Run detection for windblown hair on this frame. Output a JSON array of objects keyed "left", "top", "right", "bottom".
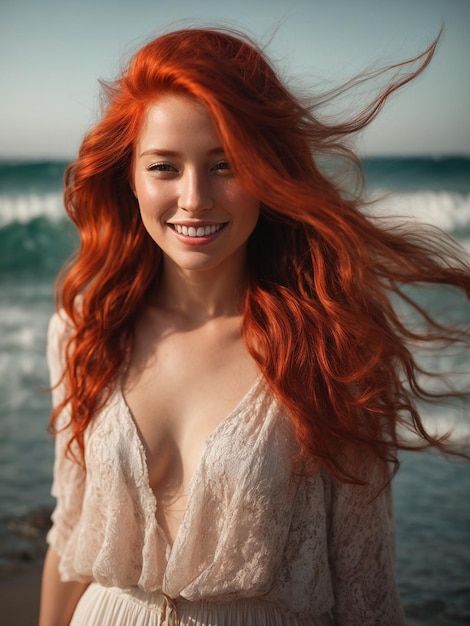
[{"left": 52, "top": 27, "right": 470, "bottom": 482}]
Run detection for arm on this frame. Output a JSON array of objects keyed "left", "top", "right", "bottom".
[
  {"left": 39, "top": 312, "right": 88, "bottom": 625},
  {"left": 327, "top": 456, "right": 405, "bottom": 626},
  {"left": 39, "top": 547, "right": 89, "bottom": 626}
]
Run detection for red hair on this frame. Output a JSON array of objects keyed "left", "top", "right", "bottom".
[{"left": 52, "top": 27, "right": 470, "bottom": 482}]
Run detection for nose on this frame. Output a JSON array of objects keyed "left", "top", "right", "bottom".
[{"left": 178, "top": 169, "right": 213, "bottom": 213}]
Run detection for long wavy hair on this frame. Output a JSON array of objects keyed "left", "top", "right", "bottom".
[{"left": 52, "top": 27, "right": 470, "bottom": 482}]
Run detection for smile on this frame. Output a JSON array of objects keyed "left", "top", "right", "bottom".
[{"left": 171, "top": 223, "right": 225, "bottom": 237}]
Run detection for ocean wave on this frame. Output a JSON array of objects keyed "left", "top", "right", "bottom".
[
  {"left": 368, "top": 190, "right": 470, "bottom": 237},
  {"left": 1, "top": 190, "right": 470, "bottom": 278},
  {"left": 363, "top": 156, "right": 470, "bottom": 194},
  {"left": 0, "top": 189, "right": 470, "bottom": 235},
  {"left": 398, "top": 413, "right": 470, "bottom": 446},
  {"left": 0, "top": 215, "right": 77, "bottom": 278},
  {"left": 2, "top": 188, "right": 469, "bottom": 233},
  {"left": 0, "top": 192, "right": 65, "bottom": 227},
  {"left": 0, "top": 160, "right": 67, "bottom": 193}
]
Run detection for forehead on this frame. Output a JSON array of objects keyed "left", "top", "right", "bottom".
[{"left": 136, "top": 94, "right": 221, "bottom": 150}]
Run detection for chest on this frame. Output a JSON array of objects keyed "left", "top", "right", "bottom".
[
  {"left": 86, "top": 383, "right": 299, "bottom": 548},
  {"left": 122, "top": 324, "right": 259, "bottom": 478},
  {"left": 118, "top": 316, "right": 259, "bottom": 542}
]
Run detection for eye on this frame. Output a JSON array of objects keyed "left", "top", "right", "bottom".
[
  {"left": 147, "top": 162, "right": 178, "bottom": 173},
  {"left": 211, "top": 160, "right": 231, "bottom": 174}
]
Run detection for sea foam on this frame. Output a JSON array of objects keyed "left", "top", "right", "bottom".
[
  {"left": 0, "top": 192, "right": 65, "bottom": 227},
  {"left": 368, "top": 190, "right": 470, "bottom": 237},
  {"left": 1, "top": 189, "right": 470, "bottom": 235}
]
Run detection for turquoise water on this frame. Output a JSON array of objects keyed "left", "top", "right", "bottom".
[
  {"left": 1, "top": 157, "right": 470, "bottom": 278},
  {"left": 0, "top": 158, "right": 469, "bottom": 623}
]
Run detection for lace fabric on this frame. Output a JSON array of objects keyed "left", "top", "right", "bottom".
[{"left": 47, "top": 312, "right": 405, "bottom": 624}]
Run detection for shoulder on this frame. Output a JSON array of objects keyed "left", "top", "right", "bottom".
[
  {"left": 47, "top": 295, "right": 84, "bottom": 348},
  {"left": 47, "top": 310, "right": 73, "bottom": 351},
  {"left": 47, "top": 306, "right": 80, "bottom": 376}
]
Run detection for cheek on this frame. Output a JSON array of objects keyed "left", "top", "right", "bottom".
[
  {"left": 236, "top": 194, "right": 260, "bottom": 231},
  {"left": 134, "top": 178, "right": 153, "bottom": 206},
  {"left": 134, "top": 183, "right": 170, "bottom": 218},
  {"left": 226, "top": 183, "right": 260, "bottom": 220}
]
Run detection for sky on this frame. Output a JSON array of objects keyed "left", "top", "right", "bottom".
[{"left": 1, "top": 0, "right": 469, "bottom": 159}]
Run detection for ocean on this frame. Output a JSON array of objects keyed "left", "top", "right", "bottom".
[{"left": 1, "top": 157, "right": 469, "bottom": 624}]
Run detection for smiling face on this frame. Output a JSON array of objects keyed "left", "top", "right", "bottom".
[{"left": 132, "top": 94, "right": 260, "bottom": 279}]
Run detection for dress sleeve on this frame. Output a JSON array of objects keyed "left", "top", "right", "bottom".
[
  {"left": 327, "top": 455, "right": 405, "bottom": 625},
  {"left": 46, "top": 312, "right": 86, "bottom": 560}
]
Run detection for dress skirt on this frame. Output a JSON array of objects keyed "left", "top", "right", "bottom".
[{"left": 70, "top": 583, "right": 332, "bottom": 626}]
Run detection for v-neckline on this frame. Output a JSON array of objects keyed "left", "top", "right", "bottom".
[{"left": 116, "top": 377, "right": 262, "bottom": 550}]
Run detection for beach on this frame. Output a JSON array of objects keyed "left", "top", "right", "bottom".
[
  {"left": 1, "top": 563, "right": 43, "bottom": 625},
  {"left": 0, "top": 508, "right": 49, "bottom": 625},
  {"left": 1, "top": 157, "right": 470, "bottom": 624}
]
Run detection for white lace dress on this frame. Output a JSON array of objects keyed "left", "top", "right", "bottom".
[{"left": 46, "top": 312, "right": 405, "bottom": 625}]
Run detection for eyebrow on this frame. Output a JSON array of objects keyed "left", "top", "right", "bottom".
[{"left": 139, "top": 147, "right": 226, "bottom": 158}]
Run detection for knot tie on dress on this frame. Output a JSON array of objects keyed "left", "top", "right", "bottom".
[{"left": 160, "top": 593, "right": 178, "bottom": 625}]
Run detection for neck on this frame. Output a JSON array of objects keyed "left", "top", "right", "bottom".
[{"left": 153, "top": 255, "right": 249, "bottom": 323}]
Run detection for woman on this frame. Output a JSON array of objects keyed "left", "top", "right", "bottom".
[{"left": 39, "top": 27, "right": 469, "bottom": 625}]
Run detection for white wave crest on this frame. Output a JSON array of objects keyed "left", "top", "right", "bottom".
[
  {"left": 1, "top": 190, "right": 470, "bottom": 238},
  {"left": 398, "top": 413, "right": 470, "bottom": 445},
  {"left": 0, "top": 192, "right": 65, "bottom": 227},
  {"left": 368, "top": 190, "right": 470, "bottom": 235}
]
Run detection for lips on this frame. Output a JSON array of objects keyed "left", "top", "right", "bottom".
[{"left": 170, "top": 223, "right": 226, "bottom": 238}]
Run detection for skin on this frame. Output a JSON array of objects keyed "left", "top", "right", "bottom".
[
  {"left": 126, "top": 94, "right": 260, "bottom": 544},
  {"left": 39, "top": 548, "right": 90, "bottom": 625},
  {"left": 40, "top": 94, "right": 260, "bottom": 623},
  {"left": 133, "top": 94, "right": 260, "bottom": 279}
]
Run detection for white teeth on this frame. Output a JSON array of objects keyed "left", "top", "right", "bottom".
[{"left": 173, "top": 223, "right": 224, "bottom": 237}]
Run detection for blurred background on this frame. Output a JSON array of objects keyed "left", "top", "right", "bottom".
[{"left": 1, "top": 1, "right": 469, "bottom": 624}]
